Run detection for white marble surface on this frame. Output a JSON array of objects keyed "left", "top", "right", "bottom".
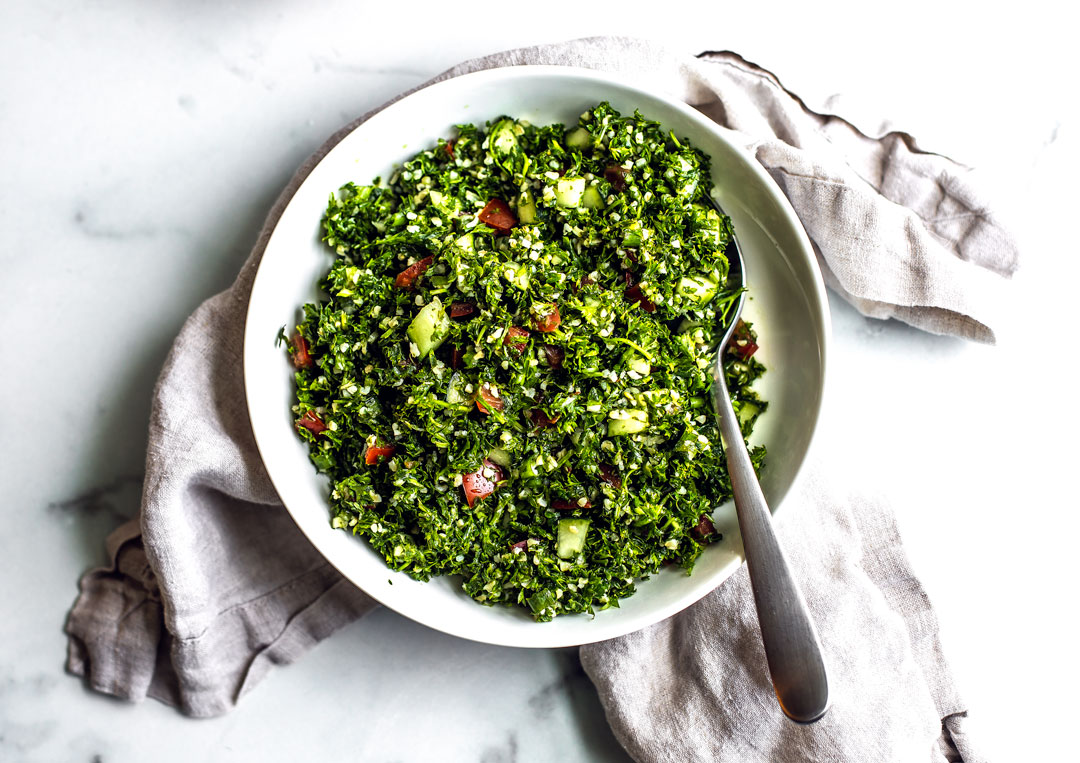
[{"left": 2, "top": 2, "right": 1077, "bottom": 761}]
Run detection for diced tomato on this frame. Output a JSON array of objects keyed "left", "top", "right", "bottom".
[
  {"left": 604, "top": 165, "right": 629, "bottom": 192},
  {"left": 449, "top": 345, "right": 463, "bottom": 370},
  {"left": 296, "top": 411, "right": 328, "bottom": 434},
  {"left": 444, "top": 139, "right": 455, "bottom": 158},
  {"left": 730, "top": 320, "right": 759, "bottom": 360},
  {"left": 394, "top": 256, "right": 434, "bottom": 289},
  {"left": 540, "top": 344, "right": 564, "bottom": 369},
  {"left": 599, "top": 463, "right": 622, "bottom": 489},
  {"left": 462, "top": 459, "right": 503, "bottom": 507},
  {"left": 533, "top": 304, "right": 561, "bottom": 333},
  {"left": 475, "top": 382, "right": 505, "bottom": 414},
  {"left": 692, "top": 513, "right": 717, "bottom": 544},
  {"left": 449, "top": 302, "right": 476, "bottom": 319},
  {"left": 510, "top": 539, "right": 529, "bottom": 552},
  {"left": 734, "top": 339, "right": 759, "bottom": 361},
  {"left": 551, "top": 498, "right": 592, "bottom": 510},
  {"left": 624, "top": 284, "right": 656, "bottom": 313},
  {"left": 527, "top": 409, "right": 560, "bottom": 429},
  {"left": 364, "top": 443, "right": 395, "bottom": 465},
  {"left": 478, "top": 198, "right": 517, "bottom": 232},
  {"left": 292, "top": 334, "right": 313, "bottom": 369},
  {"left": 503, "top": 326, "right": 530, "bottom": 352}
]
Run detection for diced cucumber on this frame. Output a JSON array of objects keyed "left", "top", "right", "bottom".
[
  {"left": 556, "top": 518, "right": 591, "bottom": 559},
  {"left": 628, "top": 357, "right": 651, "bottom": 377},
  {"left": 487, "top": 447, "right": 512, "bottom": 469},
  {"left": 489, "top": 118, "right": 519, "bottom": 155},
  {"left": 554, "top": 177, "right": 585, "bottom": 208},
  {"left": 454, "top": 232, "right": 474, "bottom": 252},
  {"left": 622, "top": 221, "right": 642, "bottom": 247},
  {"left": 581, "top": 185, "right": 604, "bottom": 209},
  {"left": 607, "top": 409, "right": 649, "bottom": 436},
  {"left": 678, "top": 274, "right": 719, "bottom": 305},
  {"left": 565, "top": 127, "right": 592, "bottom": 149},
  {"left": 406, "top": 298, "right": 450, "bottom": 358},
  {"left": 737, "top": 400, "right": 760, "bottom": 426},
  {"left": 488, "top": 119, "right": 529, "bottom": 176},
  {"left": 501, "top": 261, "right": 530, "bottom": 290},
  {"left": 517, "top": 189, "right": 537, "bottom": 223},
  {"left": 446, "top": 372, "right": 467, "bottom": 404}
]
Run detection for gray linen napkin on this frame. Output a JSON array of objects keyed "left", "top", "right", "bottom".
[
  {"left": 580, "top": 469, "right": 983, "bottom": 762},
  {"left": 66, "top": 37, "right": 1013, "bottom": 757}
]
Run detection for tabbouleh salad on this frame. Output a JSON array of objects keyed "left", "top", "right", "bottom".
[{"left": 285, "top": 102, "right": 766, "bottom": 621}]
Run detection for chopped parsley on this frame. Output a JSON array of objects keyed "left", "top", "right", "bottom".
[{"left": 288, "top": 102, "right": 766, "bottom": 621}]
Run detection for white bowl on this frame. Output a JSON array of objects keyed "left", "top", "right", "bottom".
[{"left": 244, "top": 66, "right": 829, "bottom": 648}]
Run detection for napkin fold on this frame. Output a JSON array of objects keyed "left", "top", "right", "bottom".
[
  {"left": 580, "top": 469, "right": 983, "bottom": 762},
  {"left": 66, "top": 37, "right": 1012, "bottom": 759}
]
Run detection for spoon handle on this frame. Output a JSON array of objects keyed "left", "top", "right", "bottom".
[{"left": 712, "top": 366, "right": 830, "bottom": 724}]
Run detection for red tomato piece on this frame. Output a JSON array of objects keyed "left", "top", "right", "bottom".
[
  {"left": 444, "top": 140, "right": 455, "bottom": 158},
  {"left": 540, "top": 344, "right": 564, "bottom": 369},
  {"left": 527, "top": 409, "right": 559, "bottom": 429},
  {"left": 551, "top": 498, "right": 592, "bottom": 510},
  {"left": 364, "top": 444, "right": 395, "bottom": 465},
  {"left": 475, "top": 382, "right": 505, "bottom": 414},
  {"left": 462, "top": 459, "right": 503, "bottom": 507},
  {"left": 604, "top": 165, "right": 629, "bottom": 191},
  {"left": 730, "top": 320, "right": 759, "bottom": 360},
  {"left": 296, "top": 411, "right": 328, "bottom": 434},
  {"left": 510, "top": 539, "right": 529, "bottom": 552},
  {"left": 394, "top": 256, "right": 434, "bottom": 289},
  {"left": 734, "top": 339, "right": 759, "bottom": 361},
  {"left": 692, "top": 513, "right": 717, "bottom": 544},
  {"left": 599, "top": 463, "right": 622, "bottom": 490},
  {"left": 533, "top": 304, "right": 561, "bottom": 333},
  {"left": 478, "top": 199, "right": 517, "bottom": 232},
  {"left": 449, "top": 302, "right": 476, "bottom": 319},
  {"left": 503, "top": 326, "right": 530, "bottom": 352},
  {"left": 292, "top": 334, "right": 313, "bottom": 369},
  {"left": 624, "top": 284, "right": 656, "bottom": 313}
]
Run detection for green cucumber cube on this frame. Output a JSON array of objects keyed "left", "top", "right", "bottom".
[
  {"left": 565, "top": 127, "right": 592, "bottom": 149},
  {"left": 555, "top": 177, "right": 585, "bottom": 208},
  {"left": 607, "top": 409, "right": 649, "bottom": 436},
  {"left": 517, "top": 189, "right": 537, "bottom": 223},
  {"left": 556, "top": 518, "right": 591, "bottom": 559},
  {"left": 407, "top": 298, "right": 450, "bottom": 358}
]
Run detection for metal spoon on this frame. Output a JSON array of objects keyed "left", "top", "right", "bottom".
[{"left": 709, "top": 199, "right": 830, "bottom": 724}]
